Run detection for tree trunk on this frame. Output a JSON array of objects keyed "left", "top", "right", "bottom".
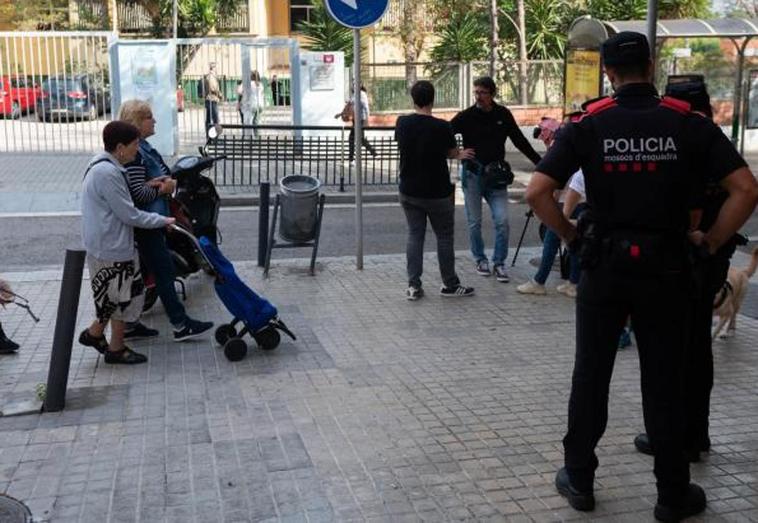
[
  {"left": 107, "top": 0, "right": 117, "bottom": 32},
  {"left": 401, "top": 0, "right": 419, "bottom": 91},
  {"left": 489, "top": 0, "right": 498, "bottom": 78},
  {"left": 517, "top": 0, "right": 528, "bottom": 105},
  {"left": 404, "top": 49, "right": 417, "bottom": 91}
]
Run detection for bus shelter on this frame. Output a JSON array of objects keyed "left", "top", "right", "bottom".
[{"left": 603, "top": 18, "right": 758, "bottom": 153}]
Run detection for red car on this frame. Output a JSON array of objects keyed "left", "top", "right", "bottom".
[{"left": 0, "top": 76, "right": 41, "bottom": 119}]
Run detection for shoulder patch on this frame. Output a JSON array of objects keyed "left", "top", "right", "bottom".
[
  {"left": 660, "top": 96, "right": 691, "bottom": 114},
  {"left": 571, "top": 96, "right": 616, "bottom": 122},
  {"left": 585, "top": 97, "right": 617, "bottom": 115}
]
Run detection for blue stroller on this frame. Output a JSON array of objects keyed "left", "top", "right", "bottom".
[{"left": 176, "top": 228, "right": 295, "bottom": 361}]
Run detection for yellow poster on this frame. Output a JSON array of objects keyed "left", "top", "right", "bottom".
[{"left": 564, "top": 49, "right": 601, "bottom": 114}]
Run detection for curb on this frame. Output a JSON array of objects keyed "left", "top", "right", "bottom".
[{"left": 220, "top": 187, "right": 528, "bottom": 207}]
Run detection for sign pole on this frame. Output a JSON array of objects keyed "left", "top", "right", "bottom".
[
  {"left": 354, "top": 28, "right": 363, "bottom": 270},
  {"left": 323, "top": 0, "right": 389, "bottom": 271}
]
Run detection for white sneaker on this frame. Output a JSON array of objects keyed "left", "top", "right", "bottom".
[
  {"left": 556, "top": 282, "right": 569, "bottom": 293},
  {"left": 557, "top": 282, "right": 577, "bottom": 298},
  {"left": 517, "top": 279, "right": 546, "bottom": 295}
]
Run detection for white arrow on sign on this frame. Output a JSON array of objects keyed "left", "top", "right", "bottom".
[{"left": 340, "top": 0, "right": 358, "bottom": 9}]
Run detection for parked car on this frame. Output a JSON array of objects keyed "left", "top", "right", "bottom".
[
  {"left": 0, "top": 76, "right": 42, "bottom": 119},
  {"left": 36, "top": 75, "right": 111, "bottom": 122}
]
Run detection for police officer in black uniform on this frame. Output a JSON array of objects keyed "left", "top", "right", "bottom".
[
  {"left": 633, "top": 78, "right": 748, "bottom": 463},
  {"left": 525, "top": 32, "right": 758, "bottom": 522}
]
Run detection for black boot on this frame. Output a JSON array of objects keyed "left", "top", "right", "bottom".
[
  {"left": 0, "top": 323, "right": 19, "bottom": 354},
  {"left": 654, "top": 483, "right": 706, "bottom": 522},
  {"left": 634, "top": 433, "right": 654, "bottom": 455},
  {"left": 555, "top": 467, "right": 595, "bottom": 511}
]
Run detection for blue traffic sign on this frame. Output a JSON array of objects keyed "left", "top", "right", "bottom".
[{"left": 325, "top": 0, "right": 389, "bottom": 29}]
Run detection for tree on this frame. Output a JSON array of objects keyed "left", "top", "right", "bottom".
[
  {"left": 3, "top": 0, "right": 70, "bottom": 30},
  {"left": 727, "top": 0, "right": 758, "bottom": 16},
  {"left": 397, "top": 0, "right": 427, "bottom": 90},
  {"left": 428, "top": 11, "right": 489, "bottom": 71},
  {"left": 124, "top": 0, "right": 238, "bottom": 37},
  {"left": 489, "top": 0, "right": 500, "bottom": 78},
  {"left": 296, "top": 0, "right": 359, "bottom": 66}
]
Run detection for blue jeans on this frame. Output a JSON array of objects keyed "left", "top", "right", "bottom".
[
  {"left": 135, "top": 228, "right": 187, "bottom": 328},
  {"left": 535, "top": 228, "right": 561, "bottom": 285},
  {"left": 204, "top": 99, "right": 219, "bottom": 129},
  {"left": 461, "top": 166, "right": 509, "bottom": 266},
  {"left": 536, "top": 203, "right": 587, "bottom": 285}
]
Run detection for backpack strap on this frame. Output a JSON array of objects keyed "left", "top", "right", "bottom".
[
  {"left": 659, "top": 96, "right": 691, "bottom": 114},
  {"left": 82, "top": 158, "right": 116, "bottom": 180}
]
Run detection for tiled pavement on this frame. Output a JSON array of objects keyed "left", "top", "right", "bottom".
[{"left": 1, "top": 248, "right": 758, "bottom": 522}]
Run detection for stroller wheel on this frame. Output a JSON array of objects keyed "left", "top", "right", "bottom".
[
  {"left": 215, "top": 324, "right": 237, "bottom": 346},
  {"left": 253, "top": 327, "right": 281, "bottom": 351},
  {"left": 223, "top": 338, "right": 247, "bottom": 362}
]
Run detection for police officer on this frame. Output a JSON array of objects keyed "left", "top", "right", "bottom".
[
  {"left": 525, "top": 32, "right": 758, "bottom": 522},
  {"left": 633, "top": 78, "right": 748, "bottom": 462}
]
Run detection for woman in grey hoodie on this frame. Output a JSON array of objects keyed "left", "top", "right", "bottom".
[{"left": 78, "top": 121, "right": 174, "bottom": 364}]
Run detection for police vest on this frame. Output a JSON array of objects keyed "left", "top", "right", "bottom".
[{"left": 574, "top": 95, "right": 696, "bottom": 236}]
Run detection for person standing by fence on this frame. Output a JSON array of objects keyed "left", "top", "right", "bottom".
[
  {"left": 237, "top": 71, "right": 265, "bottom": 135},
  {"left": 203, "top": 62, "right": 222, "bottom": 131},
  {"left": 395, "top": 80, "right": 476, "bottom": 300}
]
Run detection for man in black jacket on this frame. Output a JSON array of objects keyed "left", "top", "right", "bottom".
[{"left": 452, "top": 77, "right": 542, "bottom": 282}]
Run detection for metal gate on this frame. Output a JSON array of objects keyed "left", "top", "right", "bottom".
[
  {"left": 0, "top": 31, "right": 115, "bottom": 153},
  {"left": 175, "top": 37, "right": 298, "bottom": 153}
]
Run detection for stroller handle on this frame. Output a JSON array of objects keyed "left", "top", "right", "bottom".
[{"left": 169, "top": 224, "right": 216, "bottom": 272}]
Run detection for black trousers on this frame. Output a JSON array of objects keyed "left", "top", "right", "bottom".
[
  {"left": 348, "top": 124, "right": 376, "bottom": 161},
  {"left": 685, "top": 253, "right": 731, "bottom": 450},
  {"left": 565, "top": 261, "right": 691, "bottom": 504}
]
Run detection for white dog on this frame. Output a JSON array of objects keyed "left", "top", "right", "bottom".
[{"left": 712, "top": 247, "right": 758, "bottom": 339}]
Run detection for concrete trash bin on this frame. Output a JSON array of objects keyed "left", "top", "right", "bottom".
[{"left": 279, "top": 175, "right": 321, "bottom": 242}]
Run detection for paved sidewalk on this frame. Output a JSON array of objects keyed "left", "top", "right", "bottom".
[{"left": 1, "top": 249, "right": 757, "bottom": 522}]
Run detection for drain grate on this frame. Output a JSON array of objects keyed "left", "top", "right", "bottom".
[{"left": 0, "top": 494, "right": 32, "bottom": 523}]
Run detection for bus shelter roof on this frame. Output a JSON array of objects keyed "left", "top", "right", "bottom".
[{"left": 604, "top": 18, "right": 758, "bottom": 39}]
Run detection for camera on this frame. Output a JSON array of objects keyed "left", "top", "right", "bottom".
[{"left": 532, "top": 126, "right": 542, "bottom": 139}]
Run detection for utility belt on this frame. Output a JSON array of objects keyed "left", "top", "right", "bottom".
[{"left": 574, "top": 212, "right": 690, "bottom": 275}]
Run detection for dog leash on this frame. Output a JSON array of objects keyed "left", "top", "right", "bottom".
[{"left": 1, "top": 290, "right": 40, "bottom": 323}]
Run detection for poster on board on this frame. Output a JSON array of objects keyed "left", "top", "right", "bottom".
[
  {"left": 564, "top": 48, "right": 602, "bottom": 114},
  {"left": 113, "top": 41, "right": 177, "bottom": 155}
]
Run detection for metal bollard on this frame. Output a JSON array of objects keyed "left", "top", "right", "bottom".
[
  {"left": 43, "top": 249, "right": 86, "bottom": 412},
  {"left": 258, "top": 182, "right": 270, "bottom": 267}
]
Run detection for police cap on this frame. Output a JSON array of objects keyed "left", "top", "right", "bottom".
[{"left": 601, "top": 31, "right": 650, "bottom": 67}]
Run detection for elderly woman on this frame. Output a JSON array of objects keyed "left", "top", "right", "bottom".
[
  {"left": 79, "top": 121, "right": 173, "bottom": 364},
  {"left": 118, "top": 100, "right": 213, "bottom": 342}
]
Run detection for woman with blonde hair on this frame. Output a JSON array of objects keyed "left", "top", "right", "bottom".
[{"left": 116, "top": 99, "right": 213, "bottom": 342}]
